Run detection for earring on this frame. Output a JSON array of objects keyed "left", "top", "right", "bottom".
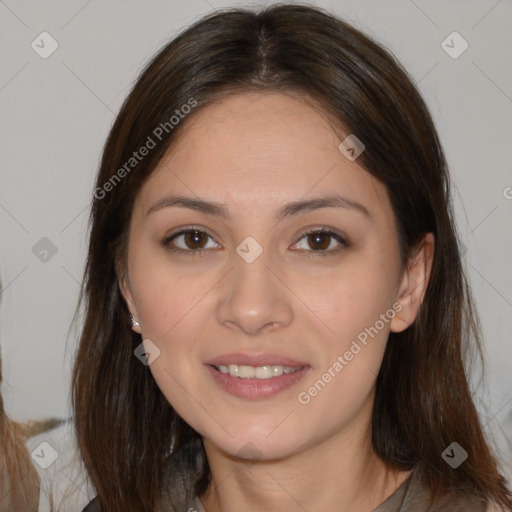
[{"left": 129, "top": 314, "right": 140, "bottom": 328}]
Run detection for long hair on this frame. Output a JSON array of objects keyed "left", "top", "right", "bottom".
[
  {"left": 0, "top": 281, "right": 65, "bottom": 510},
  {"left": 0, "top": 279, "right": 39, "bottom": 511},
  {"left": 71, "top": 4, "right": 512, "bottom": 510},
  {"left": 0, "top": 361, "right": 40, "bottom": 511}
]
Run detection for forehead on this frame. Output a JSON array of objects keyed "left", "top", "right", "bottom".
[{"left": 136, "top": 91, "right": 392, "bottom": 222}]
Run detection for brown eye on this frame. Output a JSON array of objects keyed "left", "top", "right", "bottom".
[
  {"left": 292, "top": 229, "right": 348, "bottom": 255},
  {"left": 161, "top": 229, "right": 218, "bottom": 252},
  {"left": 307, "top": 232, "right": 331, "bottom": 251},
  {"left": 182, "top": 230, "right": 209, "bottom": 249}
]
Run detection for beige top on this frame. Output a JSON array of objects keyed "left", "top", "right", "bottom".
[{"left": 186, "top": 467, "right": 488, "bottom": 511}]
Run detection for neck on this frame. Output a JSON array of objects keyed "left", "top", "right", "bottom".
[{"left": 200, "top": 422, "right": 410, "bottom": 512}]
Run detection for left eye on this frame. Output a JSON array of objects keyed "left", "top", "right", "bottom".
[{"left": 292, "top": 229, "right": 347, "bottom": 253}]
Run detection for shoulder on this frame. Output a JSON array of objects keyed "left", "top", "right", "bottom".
[
  {"left": 160, "top": 438, "right": 206, "bottom": 509},
  {"left": 397, "top": 466, "right": 497, "bottom": 512},
  {"left": 79, "top": 440, "right": 205, "bottom": 512},
  {"left": 81, "top": 496, "right": 102, "bottom": 512}
]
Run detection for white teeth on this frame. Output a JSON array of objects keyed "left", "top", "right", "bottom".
[
  {"left": 255, "top": 366, "right": 272, "bottom": 379},
  {"left": 272, "top": 365, "right": 284, "bottom": 377},
  {"left": 238, "top": 365, "right": 255, "bottom": 378},
  {"left": 215, "top": 364, "right": 301, "bottom": 379}
]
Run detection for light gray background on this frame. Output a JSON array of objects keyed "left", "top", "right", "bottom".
[{"left": 1, "top": 0, "right": 511, "bottom": 508}]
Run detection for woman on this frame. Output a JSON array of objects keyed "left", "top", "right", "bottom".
[{"left": 73, "top": 4, "right": 512, "bottom": 511}]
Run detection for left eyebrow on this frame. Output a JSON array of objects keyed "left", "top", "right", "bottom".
[
  {"left": 276, "top": 194, "right": 372, "bottom": 222},
  {"left": 146, "top": 193, "right": 372, "bottom": 222}
]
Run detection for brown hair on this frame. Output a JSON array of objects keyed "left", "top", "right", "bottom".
[
  {"left": 71, "top": 4, "right": 512, "bottom": 511},
  {"left": 0, "top": 279, "right": 39, "bottom": 511},
  {"left": 0, "top": 282, "right": 65, "bottom": 510},
  {"left": 0, "top": 364, "right": 40, "bottom": 511}
]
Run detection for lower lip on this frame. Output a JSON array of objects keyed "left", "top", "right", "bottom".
[{"left": 206, "top": 365, "right": 310, "bottom": 399}]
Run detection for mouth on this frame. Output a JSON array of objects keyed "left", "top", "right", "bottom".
[{"left": 205, "top": 353, "right": 310, "bottom": 399}]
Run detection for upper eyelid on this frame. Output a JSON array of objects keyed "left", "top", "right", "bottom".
[{"left": 164, "top": 226, "right": 217, "bottom": 243}]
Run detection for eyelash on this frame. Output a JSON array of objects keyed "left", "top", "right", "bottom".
[{"left": 160, "top": 227, "right": 349, "bottom": 258}]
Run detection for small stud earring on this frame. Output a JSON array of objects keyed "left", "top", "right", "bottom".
[{"left": 129, "top": 314, "right": 140, "bottom": 328}]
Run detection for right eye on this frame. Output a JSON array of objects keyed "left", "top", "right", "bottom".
[{"left": 161, "top": 228, "right": 220, "bottom": 254}]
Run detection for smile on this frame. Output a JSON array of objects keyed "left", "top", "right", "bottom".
[{"left": 206, "top": 357, "right": 310, "bottom": 399}]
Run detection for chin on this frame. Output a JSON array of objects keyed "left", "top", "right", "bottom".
[
  {"left": 218, "top": 438, "right": 300, "bottom": 463},
  {"left": 202, "top": 423, "right": 313, "bottom": 463}
]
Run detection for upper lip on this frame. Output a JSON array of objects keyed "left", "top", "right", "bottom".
[{"left": 205, "top": 353, "right": 308, "bottom": 368}]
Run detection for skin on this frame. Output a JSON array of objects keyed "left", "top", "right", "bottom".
[{"left": 120, "top": 91, "right": 434, "bottom": 512}]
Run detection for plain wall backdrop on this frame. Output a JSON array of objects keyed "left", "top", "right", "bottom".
[{"left": 1, "top": 0, "right": 511, "bottom": 508}]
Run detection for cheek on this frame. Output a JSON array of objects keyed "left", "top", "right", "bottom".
[
  {"left": 300, "top": 257, "right": 398, "bottom": 342},
  {"left": 295, "top": 256, "right": 398, "bottom": 403},
  {"left": 294, "top": 272, "right": 395, "bottom": 429},
  {"left": 129, "top": 247, "right": 211, "bottom": 337},
  {"left": 135, "top": 280, "right": 209, "bottom": 427}
]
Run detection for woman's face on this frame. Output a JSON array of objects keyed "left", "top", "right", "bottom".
[{"left": 121, "top": 92, "right": 417, "bottom": 461}]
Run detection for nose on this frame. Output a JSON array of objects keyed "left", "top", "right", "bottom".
[{"left": 215, "top": 247, "right": 294, "bottom": 336}]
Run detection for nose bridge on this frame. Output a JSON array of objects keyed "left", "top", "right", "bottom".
[
  {"left": 233, "top": 241, "right": 273, "bottom": 292},
  {"left": 215, "top": 239, "right": 294, "bottom": 334}
]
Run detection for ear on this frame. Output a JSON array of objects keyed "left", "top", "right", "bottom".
[
  {"left": 390, "top": 232, "right": 435, "bottom": 333},
  {"left": 118, "top": 274, "right": 142, "bottom": 335}
]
